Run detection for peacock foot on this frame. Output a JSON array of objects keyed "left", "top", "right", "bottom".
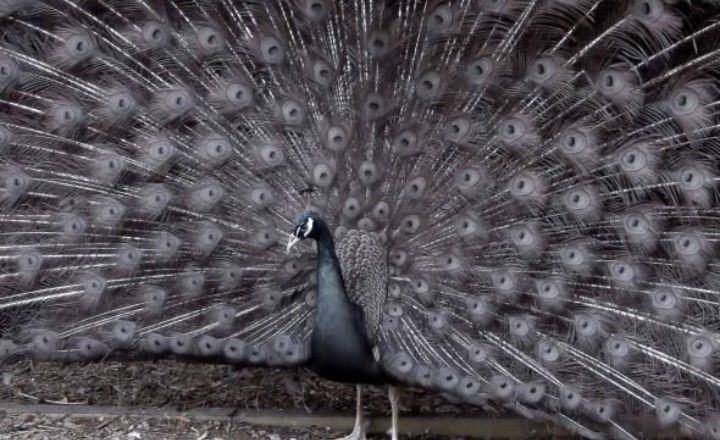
[
  {"left": 334, "top": 419, "right": 369, "bottom": 440},
  {"left": 335, "top": 384, "right": 368, "bottom": 440},
  {"left": 387, "top": 385, "right": 400, "bottom": 440}
]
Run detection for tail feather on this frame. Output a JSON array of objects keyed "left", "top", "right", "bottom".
[{"left": 3, "top": 0, "right": 720, "bottom": 437}]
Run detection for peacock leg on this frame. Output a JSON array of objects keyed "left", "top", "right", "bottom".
[
  {"left": 335, "top": 384, "right": 367, "bottom": 440},
  {"left": 387, "top": 385, "right": 399, "bottom": 440}
]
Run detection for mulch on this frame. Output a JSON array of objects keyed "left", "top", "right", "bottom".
[{"left": 0, "top": 360, "right": 491, "bottom": 440}]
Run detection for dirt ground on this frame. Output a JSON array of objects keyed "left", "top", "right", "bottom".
[
  {"left": 0, "top": 414, "right": 464, "bottom": 440},
  {"left": 2, "top": 415, "right": 423, "bottom": 440},
  {"left": 0, "top": 360, "right": 495, "bottom": 440}
]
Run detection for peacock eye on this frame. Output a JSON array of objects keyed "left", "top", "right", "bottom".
[{"left": 296, "top": 225, "right": 305, "bottom": 237}]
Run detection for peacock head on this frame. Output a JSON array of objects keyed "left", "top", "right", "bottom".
[{"left": 286, "top": 210, "right": 322, "bottom": 252}]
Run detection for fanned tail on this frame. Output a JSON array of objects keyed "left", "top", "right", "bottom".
[{"left": 1, "top": 1, "right": 720, "bottom": 438}]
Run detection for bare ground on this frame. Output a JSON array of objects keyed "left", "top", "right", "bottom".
[{"left": 0, "top": 360, "right": 539, "bottom": 440}]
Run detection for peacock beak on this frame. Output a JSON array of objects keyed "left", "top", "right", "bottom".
[{"left": 286, "top": 234, "right": 301, "bottom": 253}]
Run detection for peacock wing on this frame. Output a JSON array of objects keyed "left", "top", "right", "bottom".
[{"left": 336, "top": 229, "right": 388, "bottom": 341}]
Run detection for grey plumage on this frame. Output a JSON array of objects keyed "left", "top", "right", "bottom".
[
  {"left": 0, "top": 0, "right": 720, "bottom": 439},
  {"left": 336, "top": 229, "right": 388, "bottom": 341}
]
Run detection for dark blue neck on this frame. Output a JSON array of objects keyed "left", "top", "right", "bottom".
[
  {"left": 314, "top": 224, "right": 343, "bottom": 303},
  {"left": 313, "top": 223, "right": 353, "bottom": 330}
]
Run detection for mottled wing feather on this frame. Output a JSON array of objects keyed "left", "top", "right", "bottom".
[{"left": 336, "top": 230, "right": 388, "bottom": 341}]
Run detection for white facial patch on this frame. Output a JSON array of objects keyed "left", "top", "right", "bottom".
[{"left": 303, "top": 217, "right": 314, "bottom": 237}]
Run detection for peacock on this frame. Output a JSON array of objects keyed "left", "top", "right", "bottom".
[{"left": 2, "top": 0, "right": 720, "bottom": 438}]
